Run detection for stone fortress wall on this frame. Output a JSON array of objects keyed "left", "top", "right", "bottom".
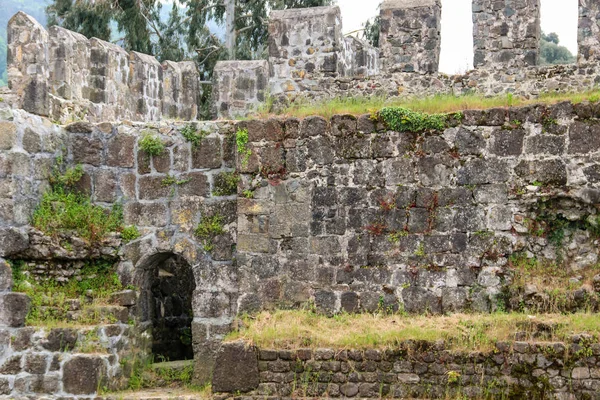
[
  {"left": 214, "top": 0, "right": 600, "bottom": 117},
  {"left": 7, "top": 1, "right": 600, "bottom": 121},
  {"left": 7, "top": 12, "right": 201, "bottom": 124}
]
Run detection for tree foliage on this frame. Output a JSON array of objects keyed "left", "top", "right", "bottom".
[{"left": 540, "top": 32, "right": 576, "bottom": 66}]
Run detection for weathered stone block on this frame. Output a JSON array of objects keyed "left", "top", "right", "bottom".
[
  {"left": 514, "top": 159, "right": 567, "bottom": 186},
  {"left": 191, "top": 137, "right": 222, "bottom": 169},
  {"left": 212, "top": 340, "right": 259, "bottom": 393},
  {"left": 107, "top": 134, "right": 136, "bottom": 167},
  {"left": 63, "top": 356, "right": 106, "bottom": 395},
  {"left": 177, "top": 172, "right": 209, "bottom": 197},
  {"left": 138, "top": 175, "right": 171, "bottom": 200},
  {"left": 0, "top": 292, "right": 30, "bottom": 327},
  {"left": 93, "top": 170, "right": 117, "bottom": 202},
  {"left": 123, "top": 202, "right": 168, "bottom": 227},
  {"left": 72, "top": 135, "right": 103, "bottom": 166},
  {"left": 0, "top": 122, "right": 17, "bottom": 150}
]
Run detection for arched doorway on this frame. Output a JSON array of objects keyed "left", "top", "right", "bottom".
[{"left": 136, "top": 252, "right": 196, "bottom": 361}]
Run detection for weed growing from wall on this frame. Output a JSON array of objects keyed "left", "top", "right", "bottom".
[
  {"left": 377, "top": 107, "right": 448, "bottom": 133},
  {"left": 139, "top": 132, "right": 165, "bottom": 156},
  {"left": 32, "top": 161, "right": 124, "bottom": 243},
  {"left": 121, "top": 226, "right": 141, "bottom": 243},
  {"left": 236, "top": 128, "right": 251, "bottom": 167},
  {"left": 179, "top": 124, "right": 208, "bottom": 147},
  {"left": 11, "top": 259, "right": 123, "bottom": 326},
  {"left": 212, "top": 171, "right": 240, "bottom": 196},
  {"left": 195, "top": 214, "right": 225, "bottom": 252}
]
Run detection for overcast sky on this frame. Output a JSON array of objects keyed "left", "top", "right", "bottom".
[{"left": 338, "top": 0, "right": 579, "bottom": 74}]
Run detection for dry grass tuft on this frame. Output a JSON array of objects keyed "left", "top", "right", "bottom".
[
  {"left": 227, "top": 310, "right": 600, "bottom": 352},
  {"left": 255, "top": 89, "right": 600, "bottom": 119}
]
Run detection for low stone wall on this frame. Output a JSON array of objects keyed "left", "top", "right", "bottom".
[
  {"left": 0, "top": 323, "right": 149, "bottom": 398},
  {"left": 272, "top": 62, "right": 600, "bottom": 107},
  {"left": 212, "top": 338, "right": 600, "bottom": 399}
]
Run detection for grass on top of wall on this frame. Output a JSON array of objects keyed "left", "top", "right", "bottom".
[
  {"left": 258, "top": 89, "right": 600, "bottom": 119},
  {"left": 226, "top": 310, "right": 600, "bottom": 352}
]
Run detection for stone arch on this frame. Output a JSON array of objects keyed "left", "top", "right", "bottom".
[{"left": 134, "top": 250, "right": 197, "bottom": 361}]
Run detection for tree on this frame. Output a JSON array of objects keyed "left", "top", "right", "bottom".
[
  {"left": 0, "top": 35, "right": 6, "bottom": 87},
  {"left": 539, "top": 31, "right": 576, "bottom": 65}
]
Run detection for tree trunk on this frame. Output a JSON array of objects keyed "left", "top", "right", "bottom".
[{"left": 225, "top": 0, "right": 236, "bottom": 60}]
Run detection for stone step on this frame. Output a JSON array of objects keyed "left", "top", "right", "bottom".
[
  {"left": 98, "top": 388, "right": 204, "bottom": 399},
  {"left": 151, "top": 359, "right": 194, "bottom": 373}
]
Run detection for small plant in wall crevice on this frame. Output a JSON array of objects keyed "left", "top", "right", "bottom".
[
  {"left": 139, "top": 132, "right": 165, "bottom": 156},
  {"left": 236, "top": 128, "right": 251, "bottom": 167},
  {"left": 195, "top": 214, "right": 226, "bottom": 252}
]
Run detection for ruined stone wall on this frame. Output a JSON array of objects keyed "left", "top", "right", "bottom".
[
  {"left": 272, "top": 62, "right": 600, "bottom": 107},
  {"left": 0, "top": 102, "right": 239, "bottom": 383},
  {"left": 578, "top": 0, "right": 600, "bottom": 63},
  {"left": 379, "top": 0, "right": 442, "bottom": 73},
  {"left": 267, "top": 6, "right": 379, "bottom": 100},
  {"left": 235, "top": 102, "right": 600, "bottom": 316},
  {"left": 0, "top": 324, "right": 148, "bottom": 398},
  {"left": 212, "top": 338, "right": 600, "bottom": 399},
  {"left": 472, "top": 0, "right": 541, "bottom": 69},
  {"left": 7, "top": 12, "right": 200, "bottom": 123}
]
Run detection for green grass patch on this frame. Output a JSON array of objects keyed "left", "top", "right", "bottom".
[
  {"left": 11, "top": 259, "right": 123, "bottom": 326},
  {"left": 259, "top": 89, "right": 600, "bottom": 119},
  {"left": 32, "top": 160, "right": 125, "bottom": 243},
  {"left": 227, "top": 309, "right": 600, "bottom": 352},
  {"left": 378, "top": 107, "right": 449, "bottom": 132},
  {"left": 32, "top": 189, "right": 123, "bottom": 243}
]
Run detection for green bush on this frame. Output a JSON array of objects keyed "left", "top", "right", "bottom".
[{"left": 139, "top": 133, "right": 165, "bottom": 156}]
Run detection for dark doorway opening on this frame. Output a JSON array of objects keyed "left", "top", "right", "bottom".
[{"left": 138, "top": 253, "right": 196, "bottom": 361}]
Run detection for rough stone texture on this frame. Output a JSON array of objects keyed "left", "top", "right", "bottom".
[
  {"left": 579, "top": 0, "right": 600, "bottom": 62},
  {"left": 0, "top": 324, "right": 148, "bottom": 398},
  {"left": 268, "top": 6, "right": 377, "bottom": 98},
  {"left": 212, "top": 340, "right": 260, "bottom": 393},
  {"left": 214, "top": 340, "right": 600, "bottom": 399},
  {"left": 236, "top": 108, "right": 600, "bottom": 315},
  {"left": 212, "top": 60, "right": 269, "bottom": 119},
  {"left": 7, "top": 12, "right": 200, "bottom": 123},
  {"left": 0, "top": 293, "right": 30, "bottom": 327},
  {"left": 379, "top": 0, "right": 442, "bottom": 73},
  {"left": 6, "top": 12, "right": 50, "bottom": 116},
  {"left": 472, "top": 0, "right": 541, "bottom": 69},
  {"left": 0, "top": 106, "right": 238, "bottom": 385}
]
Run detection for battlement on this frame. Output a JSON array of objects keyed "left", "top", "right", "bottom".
[
  {"left": 6, "top": 12, "right": 200, "bottom": 123},
  {"left": 6, "top": 1, "right": 600, "bottom": 120}
]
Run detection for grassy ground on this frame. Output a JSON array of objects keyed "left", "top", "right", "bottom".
[
  {"left": 259, "top": 90, "right": 600, "bottom": 119},
  {"left": 227, "top": 310, "right": 600, "bottom": 352}
]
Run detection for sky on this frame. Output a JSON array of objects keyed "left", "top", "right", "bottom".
[{"left": 338, "top": 0, "right": 579, "bottom": 74}]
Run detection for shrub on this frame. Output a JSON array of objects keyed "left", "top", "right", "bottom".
[{"left": 139, "top": 132, "right": 165, "bottom": 156}]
